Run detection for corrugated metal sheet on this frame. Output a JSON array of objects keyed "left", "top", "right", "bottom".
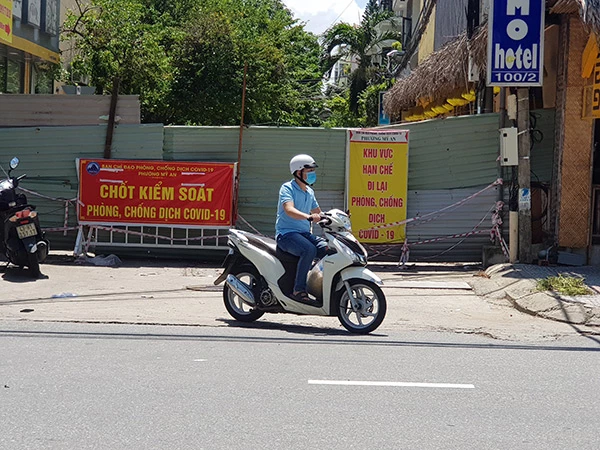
[
  {"left": 0, "top": 95, "right": 141, "bottom": 127},
  {"left": 166, "top": 126, "right": 347, "bottom": 236},
  {"left": 163, "top": 126, "right": 240, "bottom": 162},
  {"left": 404, "top": 186, "right": 503, "bottom": 261},
  {"left": 163, "top": 113, "right": 554, "bottom": 261},
  {"left": 434, "top": 0, "right": 468, "bottom": 50},
  {"left": 399, "top": 113, "right": 501, "bottom": 189},
  {"left": 0, "top": 109, "right": 555, "bottom": 261},
  {"left": 0, "top": 124, "right": 164, "bottom": 249}
]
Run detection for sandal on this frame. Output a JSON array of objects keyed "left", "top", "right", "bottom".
[{"left": 291, "top": 291, "right": 312, "bottom": 303}]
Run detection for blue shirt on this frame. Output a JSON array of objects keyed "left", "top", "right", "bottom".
[{"left": 275, "top": 179, "right": 319, "bottom": 237}]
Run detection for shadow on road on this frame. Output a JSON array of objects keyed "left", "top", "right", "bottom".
[
  {"left": 1, "top": 326, "right": 599, "bottom": 352},
  {"left": 1, "top": 267, "right": 49, "bottom": 283}
]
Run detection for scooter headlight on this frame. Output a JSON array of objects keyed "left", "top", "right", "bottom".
[
  {"left": 340, "top": 214, "right": 352, "bottom": 231},
  {"left": 338, "top": 240, "right": 366, "bottom": 265}
]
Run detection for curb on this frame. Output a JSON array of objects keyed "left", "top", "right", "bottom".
[{"left": 505, "top": 290, "right": 600, "bottom": 326}]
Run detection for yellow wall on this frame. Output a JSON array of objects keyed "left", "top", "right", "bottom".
[{"left": 418, "top": 1, "right": 436, "bottom": 64}]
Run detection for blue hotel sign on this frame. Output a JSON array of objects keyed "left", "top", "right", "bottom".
[{"left": 487, "top": 0, "right": 544, "bottom": 87}]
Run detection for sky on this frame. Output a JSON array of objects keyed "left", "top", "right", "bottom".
[{"left": 283, "top": 0, "right": 368, "bottom": 35}]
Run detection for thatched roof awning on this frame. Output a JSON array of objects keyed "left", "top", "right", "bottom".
[
  {"left": 383, "top": 27, "right": 487, "bottom": 117},
  {"left": 550, "top": 0, "right": 581, "bottom": 14},
  {"left": 384, "top": 1, "right": 600, "bottom": 118},
  {"left": 551, "top": 1, "right": 600, "bottom": 32}
]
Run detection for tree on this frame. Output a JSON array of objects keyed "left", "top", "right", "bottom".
[
  {"left": 62, "top": 0, "right": 179, "bottom": 122},
  {"left": 320, "top": 0, "right": 401, "bottom": 115},
  {"left": 62, "top": 0, "right": 324, "bottom": 126}
]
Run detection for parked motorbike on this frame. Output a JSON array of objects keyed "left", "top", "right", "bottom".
[
  {"left": 214, "top": 209, "right": 387, "bottom": 334},
  {"left": 0, "top": 157, "right": 49, "bottom": 277}
]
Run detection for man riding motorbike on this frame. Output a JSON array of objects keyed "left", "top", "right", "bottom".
[{"left": 275, "top": 154, "right": 328, "bottom": 304}]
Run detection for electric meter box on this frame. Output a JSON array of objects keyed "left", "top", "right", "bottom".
[{"left": 499, "top": 127, "right": 518, "bottom": 166}]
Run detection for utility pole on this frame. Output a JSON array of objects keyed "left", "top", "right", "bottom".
[{"left": 517, "top": 88, "right": 532, "bottom": 263}]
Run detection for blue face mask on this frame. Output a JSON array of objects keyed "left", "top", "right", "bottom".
[{"left": 306, "top": 171, "right": 317, "bottom": 185}]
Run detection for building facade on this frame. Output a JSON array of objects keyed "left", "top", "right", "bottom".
[{"left": 1, "top": 0, "right": 61, "bottom": 94}]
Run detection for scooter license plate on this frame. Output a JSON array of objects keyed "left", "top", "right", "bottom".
[{"left": 16, "top": 223, "right": 37, "bottom": 239}]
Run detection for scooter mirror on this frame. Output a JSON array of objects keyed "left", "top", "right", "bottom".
[{"left": 9, "top": 157, "right": 19, "bottom": 170}]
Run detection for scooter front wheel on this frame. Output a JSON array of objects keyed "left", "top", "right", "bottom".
[
  {"left": 223, "top": 264, "right": 265, "bottom": 322},
  {"left": 336, "top": 279, "right": 386, "bottom": 334}
]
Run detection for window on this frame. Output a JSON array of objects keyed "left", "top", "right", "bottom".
[
  {"left": 32, "top": 63, "right": 54, "bottom": 94},
  {"left": 0, "top": 56, "right": 25, "bottom": 93},
  {"left": 6, "top": 59, "right": 24, "bottom": 93},
  {"left": 0, "top": 58, "right": 6, "bottom": 93}
]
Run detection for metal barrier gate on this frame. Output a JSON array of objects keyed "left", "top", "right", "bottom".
[{"left": 74, "top": 225, "right": 230, "bottom": 255}]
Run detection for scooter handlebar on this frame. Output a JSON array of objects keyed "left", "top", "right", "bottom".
[
  {"left": 307, "top": 214, "right": 330, "bottom": 226},
  {"left": 318, "top": 217, "right": 332, "bottom": 226}
]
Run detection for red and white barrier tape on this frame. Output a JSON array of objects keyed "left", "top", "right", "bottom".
[
  {"left": 18, "top": 187, "right": 77, "bottom": 236},
  {"left": 395, "top": 201, "right": 508, "bottom": 266},
  {"left": 360, "top": 178, "right": 503, "bottom": 233},
  {"left": 492, "top": 226, "right": 510, "bottom": 259},
  {"left": 42, "top": 226, "right": 79, "bottom": 233},
  {"left": 18, "top": 187, "right": 76, "bottom": 204}
]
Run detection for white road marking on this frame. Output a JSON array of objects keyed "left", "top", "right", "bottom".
[
  {"left": 193, "top": 359, "right": 207, "bottom": 362},
  {"left": 308, "top": 380, "right": 475, "bottom": 389}
]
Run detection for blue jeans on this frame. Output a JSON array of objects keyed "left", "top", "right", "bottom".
[{"left": 276, "top": 232, "right": 328, "bottom": 293}]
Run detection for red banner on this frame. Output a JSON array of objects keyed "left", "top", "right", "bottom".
[{"left": 78, "top": 159, "right": 236, "bottom": 227}]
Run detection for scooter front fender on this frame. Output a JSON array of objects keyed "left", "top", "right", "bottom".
[{"left": 337, "top": 266, "right": 383, "bottom": 289}]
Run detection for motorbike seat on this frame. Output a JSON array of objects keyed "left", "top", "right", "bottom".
[
  {"left": 275, "top": 246, "right": 299, "bottom": 264},
  {"left": 243, "top": 233, "right": 299, "bottom": 264},
  {"left": 244, "top": 234, "right": 278, "bottom": 258}
]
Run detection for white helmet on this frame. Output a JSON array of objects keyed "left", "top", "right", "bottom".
[{"left": 289, "top": 154, "right": 318, "bottom": 174}]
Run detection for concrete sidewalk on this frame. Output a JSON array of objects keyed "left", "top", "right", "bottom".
[
  {"left": 469, "top": 263, "right": 600, "bottom": 326},
  {"left": 1, "top": 252, "right": 599, "bottom": 334}
]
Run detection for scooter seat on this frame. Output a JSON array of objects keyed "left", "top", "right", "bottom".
[
  {"left": 244, "top": 234, "right": 278, "bottom": 258},
  {"left": 275, "top": 246, "right": 299, "bottom": 264},
  {"left": 242, "top": 233, "right": 299, "bottom": 264}
]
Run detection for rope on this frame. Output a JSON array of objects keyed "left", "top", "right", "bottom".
[
  {"left": 360, "top": 178, "right": 503, "bottom": 234},
  {"left": 18, "top": 187, "right": 77, "bottom": 237},
  {"left": 237, "top": 215, "right": 267, "bottom": 236}
]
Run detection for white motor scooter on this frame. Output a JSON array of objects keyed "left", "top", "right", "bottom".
[{"left": 214, "top": 209, "right": 386, "bottom": 334}]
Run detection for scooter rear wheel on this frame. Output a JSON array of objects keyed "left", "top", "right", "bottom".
[
  {"left": 27, "top": 252, "right": 41, "bottom": 278},
  {"left": 223, "top": 264, "right": 265, "bottom": 322},
  {"left": 336, "top": 279, "right": 386, "bottom": 334}
]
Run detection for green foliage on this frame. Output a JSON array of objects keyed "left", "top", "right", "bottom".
[
  {"left": 321, "top": 94, "right": 362, "bottom": 128},
  {"left": 536, "top": 275, "right": 593, "bottom": 296},
  {"left": 320, "top": 0, "right": 401, "bottom": 115},
  {"left": 63, "top": 0, "right": 175, "bottom": 122},
  {"left": 359, "top": 81, "right": 389, "bottom": 128},
  {"left": 63, "top": 0, "right": 323, "bottom": 126}
]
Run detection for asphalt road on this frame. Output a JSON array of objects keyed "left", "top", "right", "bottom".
[{"left": 1, "top": 321, "right": 599, "bottom": 450}]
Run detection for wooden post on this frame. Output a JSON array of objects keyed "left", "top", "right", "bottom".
[
  {"left": 517, "top": 88, "right": 532, "bottom": 263},
  {"left": 104, "top": 77, "right": 120, "bottom": 159},
  {"left": 233, "top": 63, "right": 248, "bottom": 224},
  {"left": 237, "top": 63, "right": 247, "bottom": 179}
]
